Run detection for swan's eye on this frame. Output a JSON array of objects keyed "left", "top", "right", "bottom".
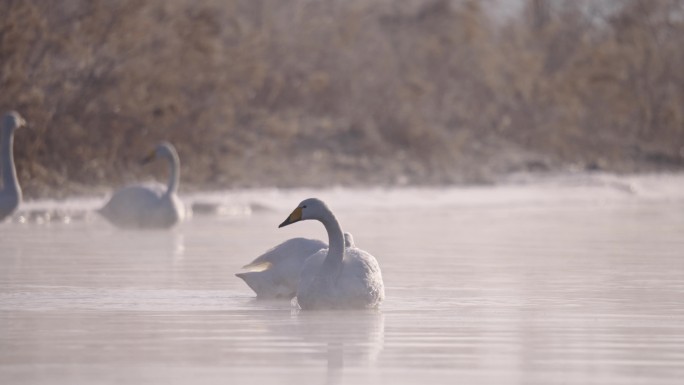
[{"left": 302, "top": 205, "right": 307, "bottom": 209}]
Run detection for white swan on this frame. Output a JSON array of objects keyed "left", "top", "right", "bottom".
[
  {"left": 0, "top": 111, "right": 25, "bottom": 221},
  {"left": 236, "top": 232, "right": 357, "bottom": 299},
  {"left": 98, "top": 141, "right": 185, "bottom": 229},
  {"left": 279, "top": 198, "right": 385, "bottom": 310}
]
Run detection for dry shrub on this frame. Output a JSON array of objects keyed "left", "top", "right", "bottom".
[{"left": 1, "top": 0, "right": 683, "bottom": 198}]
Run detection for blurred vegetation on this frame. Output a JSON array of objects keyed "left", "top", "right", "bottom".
[{"left": 1, "top": 0, "right": 683, "bottom": 198}]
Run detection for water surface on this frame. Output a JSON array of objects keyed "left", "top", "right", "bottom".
[{"left": 1, "top": 174, "right": 683, "bottom": 384}]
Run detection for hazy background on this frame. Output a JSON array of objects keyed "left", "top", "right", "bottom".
[{"left": 2, "top": 0, "right": 683, "bottom": 199}]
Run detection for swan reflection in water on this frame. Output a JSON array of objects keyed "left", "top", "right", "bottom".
[{"left": 282, "top": 309, "right": 385, "bottom": 384}]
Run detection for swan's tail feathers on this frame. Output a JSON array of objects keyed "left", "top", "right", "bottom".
[
  {"left": 234, "top": 271, "right": 251, "bottom": 281},
  {"left": 344, "top": 232, "right": 355, "bottom": 248},
  {"left": 235, "top": 271, "right": 261, "bottom": 293},
  {"left": 235, "top": 271, "right": 294, "bottom": 299},
  {"left": 241, "top": 261, "right": 273, "bottom": 272}
]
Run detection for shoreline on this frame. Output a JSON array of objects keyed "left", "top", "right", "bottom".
[
  {"left": 17, "top": 170, "right": 684, "bottom": 204},
  {"left": 19, "top": 160, "right": 684, "bottom": 202}
]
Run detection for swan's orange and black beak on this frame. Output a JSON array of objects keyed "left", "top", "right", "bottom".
[{"left": 279, "top": 207, "right": 303, "bottom": 228}]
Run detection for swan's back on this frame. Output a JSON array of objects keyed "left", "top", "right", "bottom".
[
  {"left": 297, "top": 247, "right": 385, "bottom": 310},
  {"left": 236, "top": 237, "right": 326, "bottom": 299},
  {"left": 99, "top": 184, "right": 183, "bottom": 229}
]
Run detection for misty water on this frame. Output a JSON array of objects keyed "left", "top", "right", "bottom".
[{"left": 1, "top": 173, "right": 683, "bottom": 384}]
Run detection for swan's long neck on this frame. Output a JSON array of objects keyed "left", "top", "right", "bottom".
[
  {"left": 1, "top": 126, "right": 20, "bottom": 196},
  {"left": 164, "top": 151, "right": 180, "bottom": 196},
  {"left": 320, "top": 208, "right": 345, "bottom": 272}
]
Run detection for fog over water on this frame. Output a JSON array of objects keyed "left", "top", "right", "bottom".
[{"left": 1, "top": 173, "right": 683, "bottom": 384}]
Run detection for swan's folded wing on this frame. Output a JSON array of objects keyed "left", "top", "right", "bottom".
[
  {"left": 242, "top": 237, "right": 326, "bottom": 269},
  {"left": 241, "top": 261, "right": 273, "bottom": 272},
  {"left": 235, "top": 270, "right": 294, "bottom": 299},
  {"left": 238, "top": 238, "right": 327, "bottom": 299}
]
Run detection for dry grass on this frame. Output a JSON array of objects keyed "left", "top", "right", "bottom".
[{"left": 1, "top": 0, "right": 683, "bottom": 199}]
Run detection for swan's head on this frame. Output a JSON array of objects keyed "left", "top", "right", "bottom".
[
  {"left": 141, "top": 141, "right": 178, "bottom": 164},
  {"left": 2, "top": 111, "right": 26, "bottom": 131},
  {"left": 278, "top": 198, "right": 330, "bottom": 228}
]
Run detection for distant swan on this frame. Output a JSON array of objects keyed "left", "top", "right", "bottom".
[
  {"left": 98, "top": 141, "right": 185, "bottom": 229},
  {"left": 279, "top": 198, "right": 384, "bottom": 309},
  {"left": 236, "top": 232, "right": 357, "bottom": 299},
  {"left": 0, "top": 112, "right": 26, "bottom": 221}
]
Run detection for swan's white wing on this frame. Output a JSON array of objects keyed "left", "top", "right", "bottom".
[
  {"left": 243, "top": 238, "right": 326, "bottom": 270},
  {"left": 235, "top": 271, "right": 295, "bottom": 299},
  {"left": 237, "top": 238, "right": 326, "bottom": 299}
]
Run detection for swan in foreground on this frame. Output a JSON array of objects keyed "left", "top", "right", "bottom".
[
  {"left": 98, "top": 141, "right": 184, "bottom": 229},
  {"left": 236, "top": 232, "right": 357, "bottom": 299},
  {"left": 0, "top": 111, "right": 26, "bottom": 221},
  {"left": 279, "top": 198, "right": 384, "bottom": 310}
]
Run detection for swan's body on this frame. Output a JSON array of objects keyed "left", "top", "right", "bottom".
[
  {"left": 279, "top": 198, "right": 384, "bottom": 310},
  {"left": 237, "top": 232, "right": 356, "bottom": 299},
  {"left": 0, "top": 112, "right": 25, "bottom": 221},
  {"left": 98, "top": 142, "right": 184, "bottom": 229}
]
